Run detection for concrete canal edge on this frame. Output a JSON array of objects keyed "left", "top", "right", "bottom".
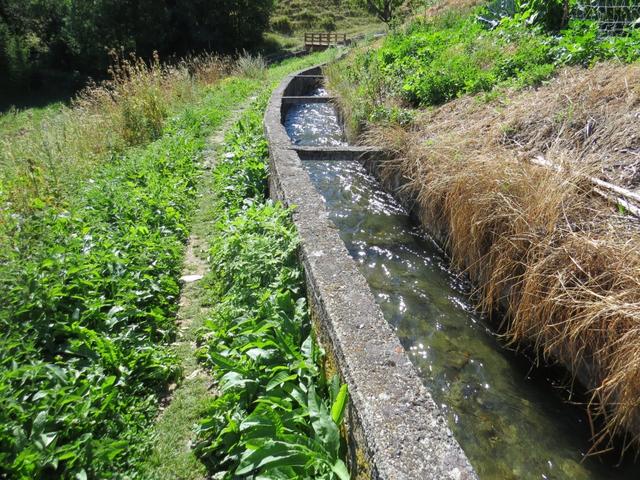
[{"left": 264, "top": 65, "right": 478, "bottom": 480}]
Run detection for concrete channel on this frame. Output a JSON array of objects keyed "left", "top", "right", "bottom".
[{"left": 264, "top": 66, "right": 477, "bottom": 479}]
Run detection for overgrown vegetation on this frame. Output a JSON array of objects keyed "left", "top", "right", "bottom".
[
  {"left": 192, "top": 95, "right": 350, "bottom": 480},
  {"left": 327, "top": 0, "right": 640, "bottom": 456},
  {"left": 0, "top": 51, "right": 232, "bottom": 212},
  {"left": 328, "top": 2, "right": 640, "bottom": 133},
  {"left": 0, "top": 50, "right": 273, "bottom": 478},
  {"left": 0, "top": 44, "right": 345, "bottom": 477},
  {"left": 0, "top": 82, "right": 233, "bottom": 480},
  {"left": 0, "top": 0, "right": 274, "bottom": 91}
]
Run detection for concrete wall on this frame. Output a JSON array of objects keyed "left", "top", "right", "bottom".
[{"left": 264, "top": 66, "right": 477, "bottom": 480}]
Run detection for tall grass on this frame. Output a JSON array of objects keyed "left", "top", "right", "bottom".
[
  {"left": 0, "top": 51, "right": 230, "bottom": 213},
  {"left": 234, "top": 50, "right": 268, "bottom": 79}
]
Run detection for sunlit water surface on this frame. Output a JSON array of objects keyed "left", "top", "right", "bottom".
[
  {"left": 283, "top": 88, "right": 347, "bottom": 147},
  {"left": 284, "top": 96, "right": 640, "bottom": 479}
]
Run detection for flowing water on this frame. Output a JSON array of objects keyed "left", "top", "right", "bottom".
[
  {"left": 283, "top": 88, "right": 347, "bottom": 147},
  {"left": 283, "top": 91, "right": 640, "bottom": 479}
]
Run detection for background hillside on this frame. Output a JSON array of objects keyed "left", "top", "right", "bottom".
[{"left": 265, "top": 0, "right": 381, "bottom": 52}]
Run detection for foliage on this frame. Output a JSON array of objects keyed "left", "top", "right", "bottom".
[
  {"left": 0, "top": 47, "right": 343, "bottom": 479},
  {"left": 352, "top": 0, "right": 404, "bottom": 22},
  {"left": 0, "top": 0, "right": 275, "bottom": 90},
  {"left": 0, "top": 69, "right": 260, "bottom": 478},
  {"left": 194, "top": 98, "right": 350, "bottom": 480},
  {"left": 272, "top": 15, "right": 295, "bottom": 35},
  {"left": 320, "top": 15, "right": 338, "bottom": 32},
  {"left": 0, "top": 102, "right": 197, "bottom": 480},
  {"left": 331, "top": 6, "right": 640, "bottom": 121},
  {"left": 372, "top": 14, "right": 555, "bottom": 106},
  {"left": 0, "top": 52, "right": 233, "bottom": 213},
  {"left": 482, "top": 0, "right": 570, "bottom": 30}
]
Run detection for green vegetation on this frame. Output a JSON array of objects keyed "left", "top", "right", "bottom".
[
  {"left": 0, "top": 44, "right": 343, "bottom": 478},
  {"left": 192, "top": 94, "right": 350, "bottom": 479},
  {"left": 355, "top": 0, "right": 404, "bottom": 23},
  {"left": 0, "top": 0, "right": 273, "bottom": 92},
  {"left": 329, "top": 5, "right": 640, "bottom": 130},
  {"left": 0, "top": 73, "right": 260, "bottom": 479}
]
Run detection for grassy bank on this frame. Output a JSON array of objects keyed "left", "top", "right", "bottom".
[
  {"left": 327, "top": 1, "right": 640, "bottom": 454},
  {"left": 0, "top": 48, "right": 339, "bottom": 478}
]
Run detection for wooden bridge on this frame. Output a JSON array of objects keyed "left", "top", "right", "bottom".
[{"left": 304, "top": 32, "right": 349, "bottom": 51}]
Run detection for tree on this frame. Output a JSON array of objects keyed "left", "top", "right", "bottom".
[
  {"left": 169, "top": 0, "right": 274, "bottom": 54},
  {"left": 0, "top": 0, "right": 276, "bottom": 89},
  {"left": 356, "top": 0, "right": 404, "bottom": 23}
]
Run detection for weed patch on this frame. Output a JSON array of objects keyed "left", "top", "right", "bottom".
[
  {"left": 327, "top": 7, "right": 640, "bottom": 133},
  {"left": 194, "top": 97, "right": 350, "bottom": 480},
  {"left": 0, "top": 76, "right": 258, "bottom": 479}
]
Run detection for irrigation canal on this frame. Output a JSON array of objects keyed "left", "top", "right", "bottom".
[{"left": 283, "top": 85, "right": 640, "bottom": 479}]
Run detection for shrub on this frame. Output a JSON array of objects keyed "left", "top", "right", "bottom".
[
  {"left": 272, "top": 15, "right": 295, "bottom": 35},
  {"left": 320, "top": 15, "right": 337, "bottom": 31},
  {"left": 362, "top": 9, "right": 639, "bottom": 108},
  {"left": 378, "top": 16, "right": 555, "bottom": 106}
]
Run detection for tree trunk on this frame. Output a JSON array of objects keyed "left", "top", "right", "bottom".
[{"left": 562, "top": 0, "right": 570, "bottom": 28}]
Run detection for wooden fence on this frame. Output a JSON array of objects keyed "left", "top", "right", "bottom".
[{"left": 304, "top": 33, "right": 348, "bottom": 50}]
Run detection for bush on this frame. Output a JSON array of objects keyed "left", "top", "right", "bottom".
[
  {"left": 378, "top": 16, "right": 555, "bottom": 106},
  {"left": 369, "top": 10, "right": 640, "bottom": 108},
  {"left": 320, "top": 15, "right": 337, "bottom": 32},
  {"left": 272, "top": 15, "right": 294, "bottom": 35}
]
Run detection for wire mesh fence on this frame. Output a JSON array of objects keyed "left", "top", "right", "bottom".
[{"left": 574, "top": 1, "right": 640, "bottom": 33}]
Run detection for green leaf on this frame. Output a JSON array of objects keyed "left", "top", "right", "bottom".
[
  {"left": 235, "top": 441, "right": 308, "bottom": 475},
  {"left": 220, "top": 371, "right": 255, "bottom": 393},
  {"left": 331, "top": 384, "right": 349, "bottom": 426},
  {"left": 331, "top": 459, "right": 351, "bottom": 480},
  {"left": 307, "top": 385, "right": 340, "bottom": 458},
  {"left": 266, "top": 371, "right": 297, "bottom": 391}
]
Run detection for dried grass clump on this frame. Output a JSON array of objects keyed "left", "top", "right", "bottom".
[
  {"left": 233, "top": 51, "right": 268, "bottom": 79},
  {"left": 366, "top": 62, "right": 640, "bottom": 452},
  {"left": 499, "top": 63, "right": 640, "bottom": 191}
]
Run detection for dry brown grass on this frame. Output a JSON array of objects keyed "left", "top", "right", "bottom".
[{"left": 365, "top": 62, "right": 640, "bottom": 453}]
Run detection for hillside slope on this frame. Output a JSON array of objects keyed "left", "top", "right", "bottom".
[{"left": 265, "top": 0, "right": 382, "bottom": 50}]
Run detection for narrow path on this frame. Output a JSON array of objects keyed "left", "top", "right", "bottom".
[{"left": 141, "top": 97, "right": 257, "bottom": 479}]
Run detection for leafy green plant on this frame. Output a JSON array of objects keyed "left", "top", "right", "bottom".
[
  {"left": 482, "top": 0, "right": 569, "bottom": 30},
  {"left": 336, "top": 4, "right": 640, "bottom": 111},
  {"left": 377, "top": 15, "right": 555, "bottom": 106},
  {"left": 0, "top": 76, "right": 260, "bottom": 479},
  {"left": 194, "top": 97, "right": 350, "bottom": 480}
]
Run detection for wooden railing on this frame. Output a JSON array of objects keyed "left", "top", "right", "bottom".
[{"left": 304, "top": 32, "right": 348, "bottom": 49}]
